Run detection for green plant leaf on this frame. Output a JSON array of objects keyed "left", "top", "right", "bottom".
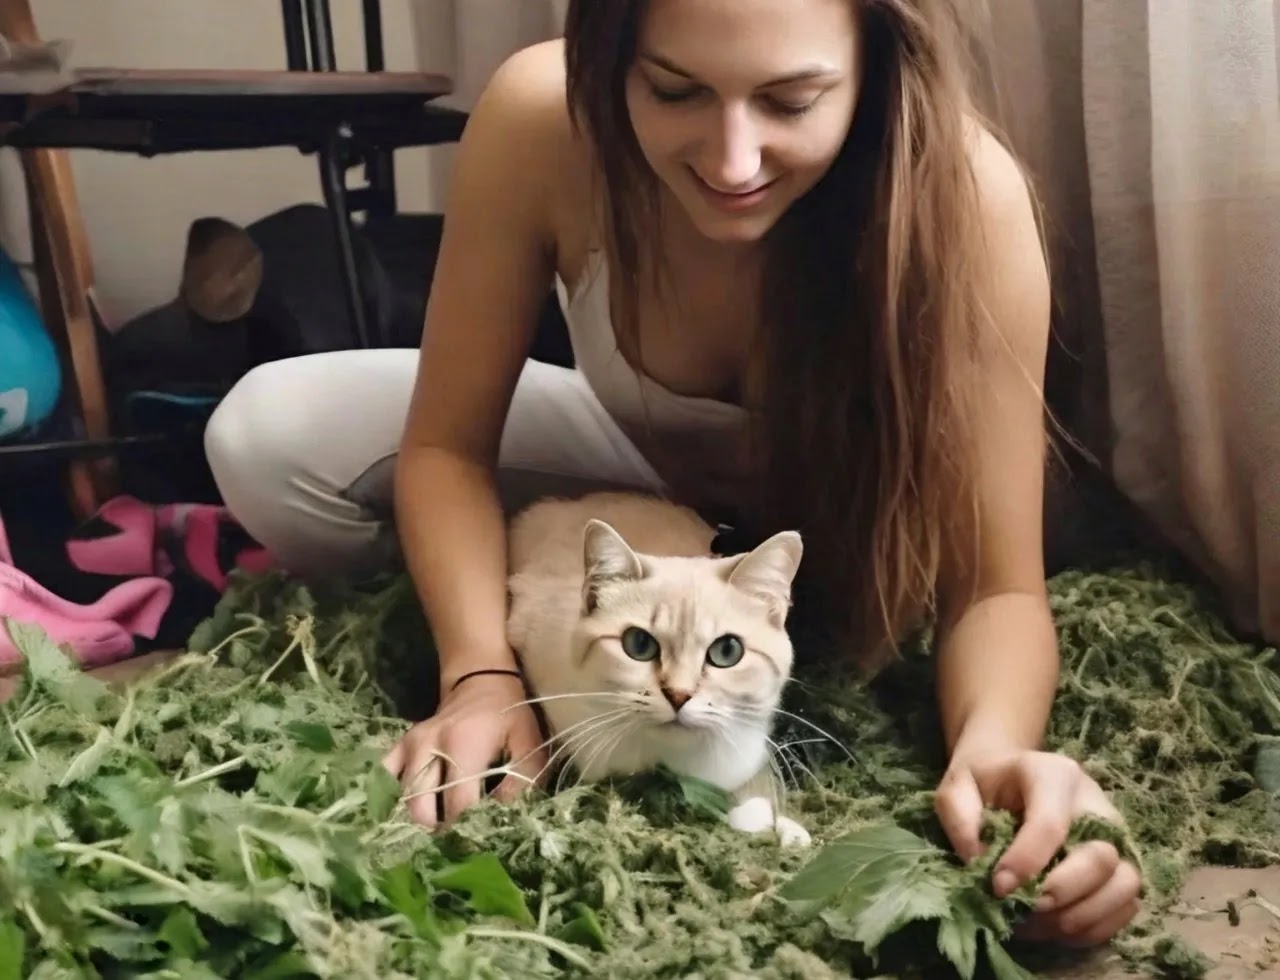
[
  {"left": 674, "top": 771, "right": 734, "bottom": 818},
  {"left": 936, "top": 886, "right": 1011, "bottom": 979},
  {"left": 983, "top": 929, "right": 1038, "bottom": 980},
  {"left": 555, "top": 902, "right": 608, "bottom": 951},
  {"left": 363, "top": 764, "right": 401, "bottom": 823},
  {"left": 9, "top": 620, "right": 112, "bottom": 716},
  {"left": 0, "top": 918, "right": 25, "bottom": 980},
  {"left": 157, "top": 906, "right": 209, "bottom": 960},
  {"left": 284, "top": 722, "right": 336, "bottom": 752},
  {"left": 432, "top": 853, "right": 534, "bottom": 926}
]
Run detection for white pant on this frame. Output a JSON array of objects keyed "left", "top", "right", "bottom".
[{"left": 203, "top": 350, "right": 666, "bottom": 577}]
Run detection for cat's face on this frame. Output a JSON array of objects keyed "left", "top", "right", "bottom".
[{"left": 565, "top": 519, "right": 802, "bottom": 788}]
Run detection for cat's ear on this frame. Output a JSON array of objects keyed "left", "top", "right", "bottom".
[
  {"left": 583, "top": 519, "right": 643, "bottom": 613},
  {"left": 727, "top": 531, "right": 803, "bottom": 628}
]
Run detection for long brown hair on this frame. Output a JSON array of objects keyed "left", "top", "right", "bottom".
[{"left": 565, "top": 0, "right": 1005, "bottom": 669}]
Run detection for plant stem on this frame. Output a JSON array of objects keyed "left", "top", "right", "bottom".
[
  {"left": 174, "top": 755, "right": 246, "bottom": 789},
  {"left": 54, "top": 842, "right": 193, "bottom": 896},
  {"left": 466, "top": 927, "right": 591, "bottom": 969}
]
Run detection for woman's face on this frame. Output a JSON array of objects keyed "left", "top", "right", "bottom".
[{"left": 625, "top": 0, "right": 861, "bottom": 246}]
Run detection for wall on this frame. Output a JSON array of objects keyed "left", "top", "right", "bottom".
[{"left": 0, "top": 0, "right": 565, "bottom": 326}]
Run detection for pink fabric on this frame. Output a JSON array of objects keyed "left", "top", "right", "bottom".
[
  {"left": 159, "top": 503, "right": 228, "bottom": 591},
  {"left": 66, "top": 495, "right": 275, "bottom": 592},
  {"left": 65, "top": 495, "right": 159, "bottom": 578},
  {"left": 0, "top": 493, "right": 275, "bottom": 671},
  {"left": 0, "top": 563, "right": 172, "bottom": 669}
]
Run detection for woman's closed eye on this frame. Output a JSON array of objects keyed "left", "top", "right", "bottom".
[{"left": 646, "top": 82, "right": 820, "bottom": 119}]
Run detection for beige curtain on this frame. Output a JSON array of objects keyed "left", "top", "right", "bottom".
[
  {"left": 978, "top": 1, "right": 1280, "bottom": 642},
  {"left": 1088, "top": 1, "right": 1280, "bottom": 639}
]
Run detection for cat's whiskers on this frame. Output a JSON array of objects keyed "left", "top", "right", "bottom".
[
  {"left": 765, "top": 734, "right": 823, "bottom": 797},
  {"left": 725, "top": 703, "right": 859, "bottom": 770},
  {"left": 502, "top": 690, "right": 643, "bottom": 716},
  {"left": 774, "top": 736, "right": 828, "bottom": 785},
  {"left": 561, "top": 716, "right": 642, "bottom": 791},
  {"left": 535, "top": 707, "right": 636, "bottom": 778},
  {"left": 555, "top": 714, "right": 628, "bottom": 792}
]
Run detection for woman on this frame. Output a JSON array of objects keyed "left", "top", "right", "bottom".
[{"left": 205, "top": 0, "right": 1142, "bottom": 948}]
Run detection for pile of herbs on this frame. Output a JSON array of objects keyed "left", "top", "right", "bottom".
[{"left": 1, "top": 561, "right": 1278, "bottom": 979}]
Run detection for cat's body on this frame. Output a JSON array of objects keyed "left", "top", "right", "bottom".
[{"left": 506, "top": 491, "right": 810, "bottom": 846}]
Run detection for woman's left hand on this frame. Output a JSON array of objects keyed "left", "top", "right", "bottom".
[{"left": 934, "top": 748, "right": 1143, "bottom": 947}]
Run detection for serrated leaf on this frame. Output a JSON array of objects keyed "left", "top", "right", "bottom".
[
  {"left": 378, "top": 862, "right": 439, "bottom": 941},
  {"left": 58, "top": 726, "right": 115, "bottom": 787},
  {"left": 937, "top": 912, "right": 980, "bottom": 980},
  {"left": 244, "top": 828, "right": 333, "bottom": 888},
  {"left": 8, "top": 621, "right": 112, "bottom": 716},
  {"left": 157, "top": 906, "right": 208, "bottom": 960},
  {"left": 780, "top": 824, "right": 943, "bottom": 912},
  {"left": 284, "top": 722, "right": 335, "bottom": 752},
  {"left": 675, "top": 771, "right": 734, "bottom": 817},
  {"left": 982, "top": 929, "right": 1037, "bottom": 980},
  {"left": 936, "top": 886, "right": 1013, "bottom": 979},
  {"left": 0, "top": 917, "right": 25, "bottom": 980},
  {"left": 432, "top": 853, "right": 533, "bottom": 926},
  {"left": 820, "top": 857, "right": 951, "bottom": 955},
  {"left": 363, "top": 764, "right": 401, "bottom": 823},
  {"left": 240, "top": 948, "right": 315, "bottom": 979},
  {"left": 256, "top": 755, "right": 325, "bottom": 808},
  {"left": 555, "top": 902, "right": 608, "bottom": 951},
  {"left": 782, "top": 825, "right": 972, "bottom": 960}
]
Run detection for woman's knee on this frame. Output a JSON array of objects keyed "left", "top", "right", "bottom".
[{"left": 204, "top": 359, "right": 308, "bottom": 501}]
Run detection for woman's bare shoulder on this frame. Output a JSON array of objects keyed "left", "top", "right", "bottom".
[{"left": 465, "top": 40, "right": 596, "bottom": 249}]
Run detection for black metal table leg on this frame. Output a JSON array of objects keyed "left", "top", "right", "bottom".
[
  {"left": 281, "top": 0, "right": 309, "bottom": 70},
  {"left": 361, "top": 0, "right": 397, "bottom": 218},
  {"left": 319, "top": 128, "right": 373, "bottom": 348},
  {"left": 304, "top": 0, "right": 337, "bottom": 71}
]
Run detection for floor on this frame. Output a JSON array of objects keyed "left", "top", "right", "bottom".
[{"left": 2, "top": 651, "right": 1277, "bottom": 978}]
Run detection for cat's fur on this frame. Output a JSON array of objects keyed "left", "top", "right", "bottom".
[{"left": 506, "top": 491, "right": 810, "bottom": 846}]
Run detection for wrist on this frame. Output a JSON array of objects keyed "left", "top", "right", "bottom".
[
  {"left": 448, "top": 667, "right": 525, "bottom": 694},
  {"left": 438, "top": 647, "right": 521, "bottom": 692},
  {"left": 949, "top": 711, "right": 1040, "bottom": 763}
]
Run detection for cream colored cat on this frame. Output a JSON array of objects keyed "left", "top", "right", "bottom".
[{"left": 506, "top": 491, "right": 810, "bottom": 847}]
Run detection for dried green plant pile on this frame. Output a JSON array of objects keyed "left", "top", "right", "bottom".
[{"left": 1, "top": 562, "right": 1277, "bottom": 979}]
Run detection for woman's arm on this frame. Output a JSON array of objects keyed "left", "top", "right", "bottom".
[
  {"left": 934, "top": 126, "right": 1057, "bottom": 761},
  {"left": 395, "top": 45, "right": 562, "bottom": 690},
  {"left": 932, "top": 128, "right": 1142, "bottom": 948},
  {"left": 383, "top": 44, "right": 572, "bottom": 825}
]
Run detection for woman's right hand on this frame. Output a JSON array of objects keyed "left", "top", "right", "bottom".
[{"left": 381, "top": 672, "right": 548, "bottom": 827}]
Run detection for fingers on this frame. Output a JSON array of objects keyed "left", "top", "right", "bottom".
[
  {"left": 934, "top": 765, "right": 987, "bottom": 862},
  {"left": 380, "top": 738, "right": 405, "bottom": 777},
  {"left": 993, "top": 755, "right": 1078, "bottom": 897},
  {"left": 1020, "top": 856, "right": 1142, "bottom": 947},
  {"left": 1036, "top": 839, "right": 1120, "bottom": 912},
  {"left": 401, "top": 745, "right": 444, "bottom": 828},
  {"left": 440, "top": 731, "right": 493, "bottom": 825},
  {"left": 492, "top": 734, "right": 549, "bottom": 803},
  {"left": 383, "top": 726, "right": 445, "bottom": 827}
]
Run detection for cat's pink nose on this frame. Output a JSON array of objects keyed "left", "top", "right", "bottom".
[{"left": 661, "top": 687, "right": 693, "bottom": 711}]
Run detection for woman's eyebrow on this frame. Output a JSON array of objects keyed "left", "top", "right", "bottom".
[{"left": 638, "top": 52, "right": 842, "bottom": 88}]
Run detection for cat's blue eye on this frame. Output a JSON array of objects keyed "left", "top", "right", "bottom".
[
  {"left": 706, "top": 635, "right": 745, "bottom": 669},
  {"left": 621, "top": 627, "right": 661, "bottom": 662}
]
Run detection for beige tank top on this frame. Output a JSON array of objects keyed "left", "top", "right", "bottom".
[{"left": 555, "top": 251, "right": 754, "bottom": 512}]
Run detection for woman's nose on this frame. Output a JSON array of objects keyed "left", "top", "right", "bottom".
[{"left": 699, "top": 105, "right": 763, "bottom": 190}]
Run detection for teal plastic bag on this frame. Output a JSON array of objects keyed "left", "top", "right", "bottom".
[{"left": 0, "top": 248, "right": 62, "bottom": 441}]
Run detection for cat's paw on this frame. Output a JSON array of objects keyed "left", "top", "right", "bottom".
[
  {"left": 727, "top": 796, "right": 775, "bottom": 834},
  {"left": 774, "top": 815, "right": 811, "bottom": 848},
  {"left": 728, "top": 797, "right": 811, "bottom": 848}
]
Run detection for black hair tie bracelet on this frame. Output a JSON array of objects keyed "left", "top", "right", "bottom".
[{"left": 450, "top": 668, "right": 524, "bottom": 693}]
